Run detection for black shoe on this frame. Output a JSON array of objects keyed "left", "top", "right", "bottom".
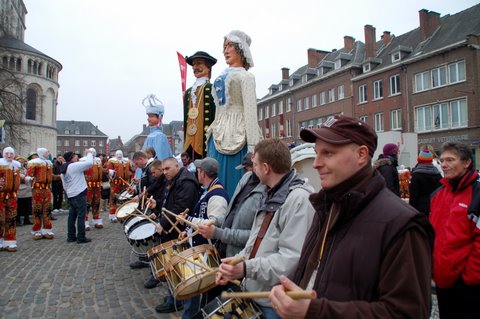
[
  {"left": 50, "top": 216, "right": 57, "bottom": 220},
  {"left": 144, "top": 276, "right": 160, "bottom": 289},
  {"left": 67, "top": 238, "right": 77, "bottom": 243},
  {"left": 129, "top": 261, "right": 149, "bottom": 269},
  {"left": 77, "top": 238, "right": 92, "bottom": 244},
  {"left": 155, "top": 302, "right": 183, "bottom": 313}
]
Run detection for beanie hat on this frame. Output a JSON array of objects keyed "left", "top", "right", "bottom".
[
  {"left": 63, "top": 151, "right": 74, "bottom": 163},
  {"left": 382, "top": 143, "right": 399, "bottom": 156},
  {"left": 417, "top": 150, "right": 433, "bottom": 163}
]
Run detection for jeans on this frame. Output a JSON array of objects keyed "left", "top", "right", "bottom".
[
  {"left": 67, "top": 190, "right": 87, "bottom": 241},
  {"left": 182, "top": 295, "right": 201, "bottom": 319},
  {"left": 260, "top": 305, "right": 282, "bottom": 319}
]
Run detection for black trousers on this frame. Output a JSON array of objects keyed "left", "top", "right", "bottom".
[
  {"left": 52, "top": 187, "right": 63, "bottom": 210},
  {"left": 436, "top": 277, "right": 480, "bottom": 319},
  {"left": 17, "top": 197, "right": 32, "bottom": 222}
]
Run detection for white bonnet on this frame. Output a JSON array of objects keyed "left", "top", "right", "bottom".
[{"left": 225, "top": 30, "right": 254, "bottom": 68}]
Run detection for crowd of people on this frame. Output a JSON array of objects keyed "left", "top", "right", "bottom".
[{"left": 0, "top": 28, "right": 479, "bottom": 319}]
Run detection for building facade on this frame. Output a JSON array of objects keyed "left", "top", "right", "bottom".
[
  {"left": 257, "top": 4, "right": 480, "bottom": 165},
  {"left": 0, "top": 0, "right": 62, "bottom": 156},
  {"left": 56, "top": 120, "right": 108, "bottom": 156}
]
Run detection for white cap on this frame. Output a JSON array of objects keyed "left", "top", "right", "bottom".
[{"left": 225, "top": 30, "right": 254, "bottom": 68}]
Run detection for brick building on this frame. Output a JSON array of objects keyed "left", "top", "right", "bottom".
[{"left": 56, "top": 120, "right": 108, "bottom": 156}]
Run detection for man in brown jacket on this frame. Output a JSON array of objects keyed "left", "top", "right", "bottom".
[{"left": 269, "top": 115, "right": 434, "bottom": 319}]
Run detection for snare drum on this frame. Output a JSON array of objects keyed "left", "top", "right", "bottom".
[
  {"left": 118, "top": 190, "right": 133, "bottom": 202},
  {"left": 115, "top": 200, "right": 138, "bottom": 223},
  {"left": 165, "top": 244, "right": 220, "bottom": 300},
  {"left": 124, "top": 216, "right": 160, "bottom": 257},
  {"left": 200, "top": 291, "right": 263, "bottom": 319},
  {"left": 147, "top": 240, "right": 188, "bottom": 280}
]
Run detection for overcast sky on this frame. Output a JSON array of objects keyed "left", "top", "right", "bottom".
[{"left": 23, "top": 0, "right": 479, "bottom": 143}]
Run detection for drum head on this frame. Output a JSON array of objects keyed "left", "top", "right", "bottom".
[
  {"left": 119, "top": 190, "right": 133, "bottom": 200},
  {"left": 123, "top": 216, "right": 145, "bottom": 234},
  {"left": 201, "top": 290, "right": 263, "bottom": 319},
  {"left": 116, "top": 200, "right": 138, "bottom": 220},
  {"left": 128, "top": 221, "right": 156, "bottom": 241}
]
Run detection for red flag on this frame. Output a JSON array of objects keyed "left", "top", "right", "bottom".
[{"left": 177, "top": 52, "right": 187, "bottom": 97}]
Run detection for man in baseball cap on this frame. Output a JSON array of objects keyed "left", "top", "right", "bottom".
[{"left": 269, "top": 115, "right": 434, "bottom": 319}]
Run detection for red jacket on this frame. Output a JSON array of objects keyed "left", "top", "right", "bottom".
[{"left": 430, "top": 168, "right": 480, "bottom": 288}]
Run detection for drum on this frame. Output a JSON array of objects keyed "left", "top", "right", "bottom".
[
  {"left": 115, "top": 200, "right": 138, "bottom": 223},
  {"left": 118, "top": 190, "right": 133, "bottom": 202},
  {"left": 124, "top": 216, "right": 160, "bottom": 257},
  {"left": 200, "top": 291, "right": 263, "bottom": 319},
  {"left": 165, "top": 244, "right": 220, "bottom": 301},
  {"left": 147, "top": 240, "right": 188, "bottom": 280}
]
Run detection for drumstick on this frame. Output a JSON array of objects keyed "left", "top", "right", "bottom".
[
  {"left": 140, "top": 187, "right": 147, "bottom": 209},
  {"left": 133, "top": 208, "right": 158, "bottom": 225},
  {"left": 162, "top": 208, "right": 198, "bottom": 229},
  {"left": 161, "top": 211, "right": 183, "bottom": 234},
  {"left": 221, "top": 290, "right": 316, "bottom": 300},
  {"left": 119, "top": 177, "right": 132, "bottom": 187}
]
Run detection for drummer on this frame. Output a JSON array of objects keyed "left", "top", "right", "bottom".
[
  {"left": 216, "top": 138, "right": 315, "bottom": 318},
  {"left": 178, "top": 157, "right": 229, "bottom": 318}
]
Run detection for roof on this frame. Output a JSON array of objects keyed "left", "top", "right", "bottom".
[
  {"left": 56, "top": 120, "right": 108, "bottom": 137},
  {"left": 0, "top": 36, "right": 62, "bottom": 68}
]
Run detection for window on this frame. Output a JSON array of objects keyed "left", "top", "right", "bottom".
[
  {"left": 258, "top": 107, "right": 263, "bottom": 120},
  {"left": 328, "top": 89, "right": 335, "bottom": 103},
  {"left": 278, "top": 101, "right": 284, "bottom": 114},
  {"left": 432, "top": 66, "right": 447, "bottom": 88},
  {"left": 360, "top": 115, "right": 368, "bottom": 123},
  {"left": 319, "top": 92, "right": 326, "bottom": 105},
  {"left": 433, "top": 103, "right": 448, "bottom": 130},
  {"left": 374, "top": 113, "right": 384, "bottom": 132},
  {"left": 75, "top": 129, "right": 80, "bottom": 135},
  {"left": 64, "top": 130, "right": 69, "bottom": 134},
  {"left": 26, "top": 88, "right": 36, "bottom": 120},
  {"left": 83, "top": 140, "right": 88, "bottom": 147},
  {"left": 373, "top": 80, "right": 383, "bottom": 100},
  {"left": 334, "top": 59, "right": 342, "bottom": 69},
  {"left": 450, "top": 99, "right": 467, "bottom": 128},
  {"left": 415, "top": 71, "right": 431, "bottom": 92},
  {"left": 391, "top": 52, "right": 401, "bottom": 63},
  {"left": 271, "top": 103, "right": 276, "bottom": 117},
  {"left": 449, "top": 60, "right": 466, "bottom": 84},
  {"left": 391, "top": 109, "right": 402, "bottom": 130},
  {"left": 64, "top": 140, "right": 69, "bottom": 146},
  {"left": 296, "top": 99, "right": 302, "bottom": 112},
  {"left": 415, "top": 98, "right": 467, "bottom": 132},
  {"left": 91, "top": 140, "right": 96, "bottom": 147},
  {"left": 265, "top": 105, "right": 270, "bottom": 119},
  {"left": 363, "top": 64, "right": 370, "bottom": 73},
  {"left": 304, "top": 97, "right": 309, "bottom": 110},
  {"left": 311, "top": 95, "right": 317, "bottom": 107},
  {"left": 308, "top": 120, "right": 314, "bottom": 129},
  {"left": 359, "top": 85, "right": 367, "bottom": 103},
  {"left": 389, "top": 74, "right": 401, "bottom": 96},
  {"left": 99, "top": 141, "right": 104, "bottom": 147},
  {"left": 338, "top": 85, "right": 344, "bottom": 100},
  {"left": 57, "top": 140, "right": 61, "bottom": 146},
  {"left": 316, "top": 118, "right": 323, "bottom": 128},
  {"left": 286, "top": 98, "right": 291, "bottom": 112},
  {"left": 75, "top": 140, "right": 80, "bottom": 147},
  {"left": 286, "top": 120, "right": 292, "bottom": 137},
  {"left": 271, "top": 123, "right": 277, "bottom": 137}
]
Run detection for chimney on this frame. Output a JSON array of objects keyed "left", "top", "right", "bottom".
[
  {"left": 381, "top": 31, "right": 391, "bottom": 45},
  {"left": 419, "top": 9, "right": 441, "bottom": 40},
  {"left": 281, "top": 67, "right": 290, "bottom": 80},
  {"left": 344, "top": 36, "right": 355, "bottom": 52},
  {"left": 307, "top": 48, "right": 318, "bottom": 68},
  {"left": 364, "top": 25, "right": 376, "bottom": 58}
]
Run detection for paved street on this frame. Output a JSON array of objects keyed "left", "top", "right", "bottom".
[{"left": 0, "top": 211, "right": 177, "bottom": 319}]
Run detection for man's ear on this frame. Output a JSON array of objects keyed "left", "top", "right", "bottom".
[{"left": 358, "top": 145, "right": 370, "bottom": 164}]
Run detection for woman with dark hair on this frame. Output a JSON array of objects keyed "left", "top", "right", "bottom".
[
  {"left": 430, "top": 142, "right": 480, "bottom": 319},
  {"left": 206, "top": 30, "right": 262, "bottom": 198}
]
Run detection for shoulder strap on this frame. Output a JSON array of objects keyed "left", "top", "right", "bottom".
[{"left": 249, "top": 211, "right": 275, "bottom": 259}]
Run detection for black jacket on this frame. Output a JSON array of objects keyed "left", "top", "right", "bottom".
[
  {"left": 375, "top": 157, "right": 400, "bottom": 196},
  {"left": 409, "top": 163, "right": 442, "bottom": 215}
]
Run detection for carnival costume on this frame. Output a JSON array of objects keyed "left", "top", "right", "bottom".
[
  {"left": 207, "top": 31, "right": 262, "bottom": 198},
  {"left": 141, "top": 95, "right": 173, "bottom": 160},
  {"left": 81, "top": 148, "right": 104, "bottom": 229},
  {"left": 26, "top": 148, "right": 55, "bottom": 240},
  {"left": 183, "top": 51, "right": 217, "bottom": 160},
  {"left": 0, "top": 147, "right": 22, "bottom": 251},
  {"left": 107, "top": 150, "right": 131, "bottom": 222}
]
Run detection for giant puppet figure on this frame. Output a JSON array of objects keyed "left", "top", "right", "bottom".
[
  {"left": 206, "top": 30, "right": 262, "bottom": 198},
  {"left": 107, "top": 150, "right": 131, "bottom": 222},
  {"left": 81, "top": 148, "right": 104, "bottom": 230},
  {"left": 183, "top": 51, "right": 217, "bottom": 160},
  {"left": 26, "top": 148, "right": 56, "bottom": 240},
  {"left": 0, "top": 147, "right": 22, "bottom": 251},
  {"left": 141, "top": 95, "right": 172, "bottom": 161}
]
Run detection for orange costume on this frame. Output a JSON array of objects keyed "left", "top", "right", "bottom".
[
  {"left": 82, "top": 150, "right": 104, "bottom": 229},
  {"left": 0, "top": 147, "right": 22, "bottom": 251},
  {"left": 107, "top": 150, "right": 131, "bottom": 222},
  {"left": 25, "top": 148, "right": 55, "bottom": 240}
]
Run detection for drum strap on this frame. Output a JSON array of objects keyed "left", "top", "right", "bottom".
[{"left": 249, "top": 211, "right": 275, "bottom": 259}]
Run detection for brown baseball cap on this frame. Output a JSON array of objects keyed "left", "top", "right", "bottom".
[{"left": 300, "top": 115, "right": 377, "bottom": 157}]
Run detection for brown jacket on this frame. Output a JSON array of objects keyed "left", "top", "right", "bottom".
[{"left": 292, "top": 168, "right": 434, "bottom": 319}]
